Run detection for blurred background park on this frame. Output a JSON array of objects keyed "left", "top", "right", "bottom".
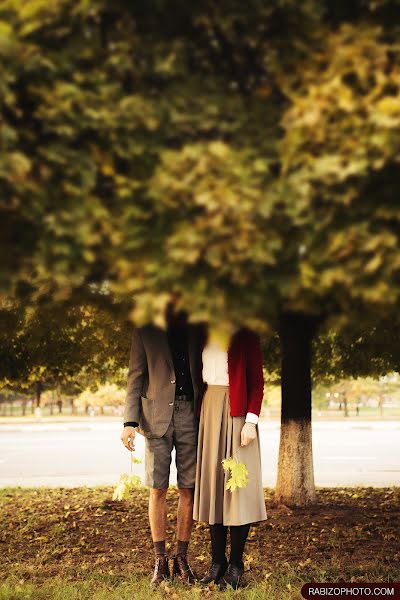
[
  {"left": 1, "top": 0, "right": 400, "bottom": 598},
  {"left": 2, "top": 376, "right": 400, "bottom": 420}
]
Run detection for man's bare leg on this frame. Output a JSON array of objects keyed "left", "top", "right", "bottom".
[
  {"left": 149, "top": 488, "right": 168, "bottom": 542},
  {"left": 173, "top": 488, "right": 196, "bottom": 582},
  {"left": 148, "top": 488, "right": 170, "bottom": 586},
  {"left": 177, "top": 487, "right": 194, "bottom": 542}
]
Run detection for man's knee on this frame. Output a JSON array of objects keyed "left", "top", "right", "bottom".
[
  {"left": 178, "top": 487, "right": 194, "bottom": 502},
  {"left": 150, "top": 488, "right": 168, "bottom": 502}
]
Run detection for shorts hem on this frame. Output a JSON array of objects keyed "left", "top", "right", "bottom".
[{"left": 146, "top": 482, "right": 169, "bottom": 489}]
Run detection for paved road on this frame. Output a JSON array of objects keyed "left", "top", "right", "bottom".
[{"left": 0, "top": 420, "right": 399, "bottom": 488}]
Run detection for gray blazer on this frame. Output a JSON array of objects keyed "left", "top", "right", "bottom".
[{"left": 124, "top": 324, "right": 206, "bottom": 438}]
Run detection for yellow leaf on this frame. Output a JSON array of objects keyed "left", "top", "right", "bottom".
[
  {"left": 101, "top": 164, "right": 114, "bottom": 176},
  {"left": 222, "top": 456, "right": 249, "bottom": 491},
  {"left": 112, "top": 473, "right": 142, "bottom": 500}
]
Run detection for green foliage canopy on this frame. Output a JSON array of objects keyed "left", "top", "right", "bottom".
[{"left": 1, "top": 0, "right": 400, "bottom": 337}]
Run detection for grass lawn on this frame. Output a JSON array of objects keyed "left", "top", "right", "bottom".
[{"left": 1, "top": 486, "right": 399, "bottom": 599}]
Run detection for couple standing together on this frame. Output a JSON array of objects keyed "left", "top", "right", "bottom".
[{"left": 120, "top": 303, "right": 267, "bottom": 589}]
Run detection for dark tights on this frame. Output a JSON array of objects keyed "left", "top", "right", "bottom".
[{"left": 209, "top": 523, "right": 251, "bottom": 568}]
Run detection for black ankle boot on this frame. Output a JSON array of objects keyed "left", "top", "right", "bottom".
[
  {"left": 199, "top": 560, "right": 228, "bottom": 585},
  {"left": 219, "top": 562, "right": 244, "bottom": 589}
]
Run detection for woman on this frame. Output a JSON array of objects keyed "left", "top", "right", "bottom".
[{"left": 193, "top": 326, "right": 267, "bottom": 589}]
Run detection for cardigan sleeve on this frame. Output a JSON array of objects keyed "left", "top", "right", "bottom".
[{"left": 245, "top": 331, "right": 264, "bottom": 416}]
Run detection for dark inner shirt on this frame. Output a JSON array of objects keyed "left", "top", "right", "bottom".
[{"left": 167, "top": 323, "right": 194, "bottom": 397}]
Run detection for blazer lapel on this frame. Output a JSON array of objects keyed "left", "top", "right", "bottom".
[{"left": 151, "top": 326, "right": 174, "bottom": 373}]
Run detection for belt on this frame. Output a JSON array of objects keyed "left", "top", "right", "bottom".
[{"left": 175, "top": 394, "right": 193, "bottom": 401}]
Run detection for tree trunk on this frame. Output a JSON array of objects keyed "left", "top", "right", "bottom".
[
  {"left": 56, "top": 386, "right": 63, "bottom": 414},
  {"left": 275, "top": 312, "right": 319, "bottom": 507},
  {"left": 49, "top": 389, "right": 56, "bottom": 416},
  {"left": 343, "top": 392, "right": 349, "bottom": 417},
  {"left": 34, "top": 381, "right": 42, "bottom": 408}
]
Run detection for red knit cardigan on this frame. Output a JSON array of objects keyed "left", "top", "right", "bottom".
[{"left": 199, "top": 327, "right": 264, "bottom": 417}]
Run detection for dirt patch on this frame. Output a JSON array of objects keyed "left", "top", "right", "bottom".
[{"left": 1, "top": 486, "right": 399, "bottom": 586}]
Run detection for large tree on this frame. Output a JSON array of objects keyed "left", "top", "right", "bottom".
[{"left": 2, "top": 0, "right": 400, "bottom": 504}]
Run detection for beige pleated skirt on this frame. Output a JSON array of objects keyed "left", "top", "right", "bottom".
[{"left": 193, "top": 384, "right": 267, "bottom": 526}]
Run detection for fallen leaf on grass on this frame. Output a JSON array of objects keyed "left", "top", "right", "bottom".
[
  {"left": 196, "top": 554, "right": 207, "bottom": 562},
  {"left": 244, "top": 554, "right": 254, "bottom": 571},
  {"left": 298, "top": 558, "right": 312, "bottom": 567}
]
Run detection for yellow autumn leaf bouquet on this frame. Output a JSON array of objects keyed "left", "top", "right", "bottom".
[
  {"left": 112, "top": 454, "right": 143, "bottom": 500},
  {"left": 222, "top": 455, "right": 249, "bottom": 492},
  {"left": 113, "top": 473, "right": 142, "bottom": 500}
]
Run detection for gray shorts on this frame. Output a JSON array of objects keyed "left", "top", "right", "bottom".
[{"left": 145, "top": 399, "right": 198, "bottom": 489}]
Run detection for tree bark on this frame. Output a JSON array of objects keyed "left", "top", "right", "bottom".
[
  {"left": 34, "top": 381, "right": 42, "bottom": 408},
  {"left": 56, "top": 386, "right": 63, "bottom": 414},
  {"left": 275, "top": 312, "right": 319, "bottom": 507},
  {"left": 343, "top": 392, "right": 349, "bottom": 417}
]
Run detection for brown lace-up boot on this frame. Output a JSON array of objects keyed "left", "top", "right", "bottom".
[{"left": 150, "top": 555, "right": 170, "bottom": 587}]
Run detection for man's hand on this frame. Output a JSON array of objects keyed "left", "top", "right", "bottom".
[
  {"left": 240, "top": 422, "right": 257, "bottom": 447},
  {"left": 121, "top": 426, "right": 136, "bottom": 451}
]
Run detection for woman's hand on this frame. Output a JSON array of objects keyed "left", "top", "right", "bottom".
[{"left": 240, "top": 422, "right": 257, "bottom": 447}]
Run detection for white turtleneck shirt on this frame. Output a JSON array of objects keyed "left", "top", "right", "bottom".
[{"left": 202, "top": 339, "right": 259, "bottom": 425}]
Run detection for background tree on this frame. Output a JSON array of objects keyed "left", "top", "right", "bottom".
[{"left": 0, "top": 293, "right": 131, "bottom": 408}]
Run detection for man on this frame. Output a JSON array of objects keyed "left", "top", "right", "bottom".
[{"left": 120, "top": 302, "right": 206, "bottom": 587}]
